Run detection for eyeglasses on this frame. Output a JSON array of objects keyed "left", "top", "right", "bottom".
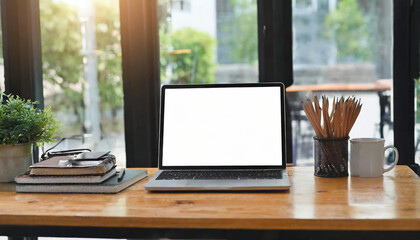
[{"left": 40, "top": 137, "right": 91, "bottom": 161}]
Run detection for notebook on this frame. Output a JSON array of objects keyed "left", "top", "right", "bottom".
[
  {"left": 15, "top": 168, "right": 117, "bottom": 184},
  {"left": 28, "top": 155, "right": 116, "bottom": 176},
  {"left": 16, "top": 169, "right": 148, "bottom": 193},
  {"left": 144, "top": 83, "right": 290, "bottom": 191}
]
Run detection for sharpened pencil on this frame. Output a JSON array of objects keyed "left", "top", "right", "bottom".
[{"left": 302, "top": 96, "right": 362, "bottom": 139}]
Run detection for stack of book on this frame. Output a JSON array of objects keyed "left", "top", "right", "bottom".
[{"left": 15, "top": 154, "right": 148, "bottom": 193}]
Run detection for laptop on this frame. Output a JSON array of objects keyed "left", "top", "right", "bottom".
[{"left": 144, "top": 83, "right": 290, "bottom": 191}]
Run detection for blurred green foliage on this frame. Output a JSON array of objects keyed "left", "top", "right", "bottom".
[
  {"left": 40, "top": 0, "right": 84, "bottom": 122},
  {"left": 226, "top": 0, "right": 258, "bottom": 65},
  {"left": 95, "top": 0, "right": 123, "bottom": 114},
  {"left": 416, "top": 77, "right": 420, "bottom": 123},
  {"left": 160, "top": 28, "right": 216, "bottom": 84},
  {"left": 324, "top": 0, "right": 373, "bottom": 62},
  {"left": 40, "top": 0, "right": 122, "bottom": 128}
]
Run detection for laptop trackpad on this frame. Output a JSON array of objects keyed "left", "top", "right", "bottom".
[{"left": 185, "top": 179, "right": 289, "bottom": 190}]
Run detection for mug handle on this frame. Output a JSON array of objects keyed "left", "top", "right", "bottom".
[{"left": 383, "top": 146, "right": 399, "bottom": 173}]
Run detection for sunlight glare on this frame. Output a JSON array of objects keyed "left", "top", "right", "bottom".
[{"left": 61, "top": 0, "right": 90, "bottom": 14}]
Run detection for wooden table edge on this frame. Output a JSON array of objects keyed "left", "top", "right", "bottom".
[{"left": 1, "top": 216, "right": 420, "bottom": 231}]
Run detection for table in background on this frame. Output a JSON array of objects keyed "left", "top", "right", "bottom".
[
  {"left": 286, "top": 80, "right": 392, "bottom": 138},
  {"left": 0, "top": 166, "right": 419, "bottom": 240},
  {"left": 286, "top": 80, "right": 392, "bottom": 93},
  {"left": 286, "top": 80, "right": 393, "bottom": 165}
]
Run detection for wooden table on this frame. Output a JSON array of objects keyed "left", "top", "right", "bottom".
[
  {"left": 0, "top": 166, "right": 419, "bottom": 239},
  {"left": 286, "top": 80, "right": 393, "bottom": 144},
  {"left": 286, "top": 79, "right": 392, "bottom": 92}
]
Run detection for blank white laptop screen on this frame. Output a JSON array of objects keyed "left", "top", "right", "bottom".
[{"left": 162, "top": 86, "right": 283, "bottom": 167}]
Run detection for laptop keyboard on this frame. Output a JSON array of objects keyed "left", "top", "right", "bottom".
[{"left": 156, "top": 170, "right": 283, "bottom": 180}]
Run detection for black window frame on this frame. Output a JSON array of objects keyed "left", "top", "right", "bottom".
[
  {"left": 1, "top": 0, "right": 43, "bottom": 163},
  {"left": 394, "top": 0, "right": 420, "bottom": 167},
  {"left": 119, "top": 0, "right": 160, "bottom": 167},
  {"left": 1, "top": 0, "right": 419, "bottom": 168}
]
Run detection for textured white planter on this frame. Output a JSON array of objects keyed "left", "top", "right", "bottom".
[{"left": 0, "top": 144, "right": 33, "bottom": 182}]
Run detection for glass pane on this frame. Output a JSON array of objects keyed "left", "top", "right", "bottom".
[
  {"left": 40, "top": 0, "right": 126, "bottom": 167},
  {"left": 416, "top": 75, "right": 420, "bottom": 164},
  {"left": 0, "top": 4, "right": 4, "bottom": 93},
  {"left": 158, "top": 0, "right": 258, "bottom": 84},
  {"left": 291, "top": 0, "right": 393, "bottom": 165}
]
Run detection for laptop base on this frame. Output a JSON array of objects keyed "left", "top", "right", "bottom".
[{"left": 144, "top": 170, "right": 291, "bottom": 191}]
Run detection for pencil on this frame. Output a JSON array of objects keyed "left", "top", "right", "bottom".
[{"left": 302, "top": 96, "right": 362, "bottom": 139}]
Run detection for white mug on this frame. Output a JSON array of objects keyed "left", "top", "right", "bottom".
[{"left": 350, "top": 138, "right": 399, "bottom": 177}]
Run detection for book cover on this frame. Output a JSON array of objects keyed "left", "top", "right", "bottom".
[
  {"left": 16, "top": 169, "right": 148, "bottom": 194},
  {"left": 29, "top": 155, "right": 116, "bottom": 176},
  {"left": 15, "top": 168, "right": 117, "bottom": 184}
]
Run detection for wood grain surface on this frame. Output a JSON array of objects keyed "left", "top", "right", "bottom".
[
  {"left": 0, "top": 166, "right": 419, "bottom": 231},
  {"left": 286, "top": 82, "right": 391, "bottom": 92}
]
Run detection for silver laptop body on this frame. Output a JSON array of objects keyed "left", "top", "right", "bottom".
[{"left": 144, "top": 83, "right": 290, "bottom": 191}]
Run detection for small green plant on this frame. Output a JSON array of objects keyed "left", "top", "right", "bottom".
[{"left": 0, "top": 93, "right": 61, "bottom": 146}]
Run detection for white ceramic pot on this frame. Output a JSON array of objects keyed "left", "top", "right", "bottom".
[{"left": 0, "top": 144, "right": 33, "bottom": 182}]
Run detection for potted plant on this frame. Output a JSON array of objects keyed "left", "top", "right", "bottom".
[{"left": 0, "top": 93, "right": 60, "bottom": 182}]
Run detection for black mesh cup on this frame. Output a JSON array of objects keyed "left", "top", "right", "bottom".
[{"left": 314, "top": 137, "right": 349, "bottom": 177}]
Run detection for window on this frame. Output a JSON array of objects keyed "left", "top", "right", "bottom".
[
  {"left": 293, "top": 0, "right": 318, "bottom": 14},
  {"left": 0, "top": 5, "right": 4, "bottom": 93},
  {"left": 172, "top": 0, "right": 191, "bottom": 12},
  {"left": 39, "top": 0, "right": 126, "bottom": 167},
  {"left": 1, "top": 0, "right": 417, "bottom": 168},
  {"left": 416, "top": 55, "right": 420, "bottom": 165},
  {"left": 291, "top": 0, "right": 394, "bottom": 165},
  {"left": 158, "top": 0, "right": 258, "bottom": 84}
]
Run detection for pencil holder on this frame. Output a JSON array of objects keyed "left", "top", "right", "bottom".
[{"left": 313, "top": 137, "right": 349, "bottom": 177}]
